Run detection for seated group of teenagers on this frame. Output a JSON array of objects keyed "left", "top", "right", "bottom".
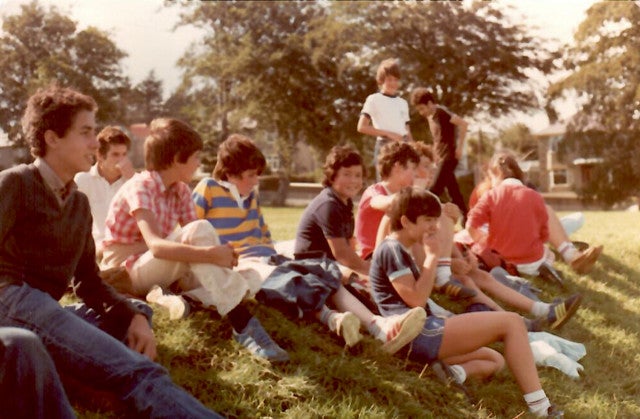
[{"left": 0, "top": 84, "right": 603, "bottom": 418}]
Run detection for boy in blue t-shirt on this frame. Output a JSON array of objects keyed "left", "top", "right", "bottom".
[{"left": 370, "top": 186, "right": 562, "bottom": 418}]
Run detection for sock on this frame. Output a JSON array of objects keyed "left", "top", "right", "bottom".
[
  {"left": 449, "top": 364, "right": 467, "bottom": 384},
  {"left": 367, "top": 316, "right": 386, "bottom": 341},
  {"left": 531, "top": 301, "right": 551, "bottom": 318},
  {"left": 558, "top": 241, "right": 579, "bottom": 263},
  {"left": 524, "top": 389, "right": 551, "bottom": 417},
  {"left": 319, "top": 306, "right": 338, "bottom": 331},
  {"left": 436, "top": 258, "right": 452, "bottom": 287},
  {"left": 228, "top": 304, "right": 253, "bottom": 333}
]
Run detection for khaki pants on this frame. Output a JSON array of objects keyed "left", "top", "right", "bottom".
[{"left": 103, "top": 220, "right": 261, "bottom": 316}]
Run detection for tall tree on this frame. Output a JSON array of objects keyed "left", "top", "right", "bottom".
[
  {"left": 344, "top": 1, "right": 557, "bottom": 118},
  {"left": 124, "top": 70, "right": 166, "bottom": 125},
  {"left": 173, "top": 1, "right": 556, "bottom": 184},
  {"left": 549, "top": 2, "right": 640, "bottom": 206},
  {"left": 0, "top": 1, "right": 129, "bottom": 151}
]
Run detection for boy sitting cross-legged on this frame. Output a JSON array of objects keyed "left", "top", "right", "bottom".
[
  {"left": 370, "top": 186, "right": 563, "bottom": 418},
  {"left": 101, "top": 119, "right": 288, "bottom": 363},
  {"left": 193, "top": 136, "right": 425, "bottom": 353}
]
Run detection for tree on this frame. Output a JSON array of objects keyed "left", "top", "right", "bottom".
[
  {"left": 343, "top": 1, "right": 558, "bottom": 118},
  {"left": 549, "top": 2, "right": 640, "bottom": 206},
  {"left": 0, "top": 1, "right": 129, "bottom": 152},
  {"left": 124, "top": 70, "right": 166, "bottom": 125},
  {"left": 172, "top": 1, "right": 557, "bottom": 198}
]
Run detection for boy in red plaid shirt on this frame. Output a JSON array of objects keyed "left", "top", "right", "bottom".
[{"left": 102, "top": 118, "right": 288, "bottom": 363}]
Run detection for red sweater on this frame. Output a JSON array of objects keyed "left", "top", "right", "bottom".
[{"left": 466, "top": 179, "right": 548, "bottom": 264}]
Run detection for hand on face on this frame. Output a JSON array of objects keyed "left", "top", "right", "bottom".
[{"left": 115, "top": 156, "right": 135, "bottom": 179}]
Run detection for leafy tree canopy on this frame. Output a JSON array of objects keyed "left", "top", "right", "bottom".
[
  {"left": 549, "top": 2, "right": 640, "bottom": 131},
  {"left": 0, "top": 1, "right": 129, "bottom": 151},
  {"left": 172, "top": 1, "right": 555, "bottom": 174},
  {"left": 550, "top": 2, "right": 640, "bottom": 206}
]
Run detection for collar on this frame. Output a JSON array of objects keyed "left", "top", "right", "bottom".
[
  {"left": 218, "top": 179, "right": 254, "bottom": 208},
  {"left": 88, "top": 163, "right": 101, "bottom": 177},
  {"left": 327, "top": 187, "right": 353, "bottom": 208},
  {"left": 34, "top": 158, "right": 77, "bottom": 200},
  {"left": 500, "top": 178, "right": 524, "bottom": 187},
  {"left": 381, "top": 92, "right": 398, "bottom": 98}
]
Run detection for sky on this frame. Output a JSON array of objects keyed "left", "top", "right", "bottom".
[{"left": 0, "top": 0, "right": 598, "bottom": 140}]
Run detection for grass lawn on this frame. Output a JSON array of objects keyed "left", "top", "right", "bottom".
[{"left": 76, "top": 210, "right": 640, "bottom": 418}]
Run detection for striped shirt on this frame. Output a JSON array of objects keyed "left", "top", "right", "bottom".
[{"left": 192, "top": 177, "right": 275, "bottom": 258}]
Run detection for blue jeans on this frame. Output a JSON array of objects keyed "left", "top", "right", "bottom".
[
  {"left": 0, "top": 327, "right": 75, "bottom": 419},
  {"left": 0, "top": 283, "right": 222, "bottom": 419}
]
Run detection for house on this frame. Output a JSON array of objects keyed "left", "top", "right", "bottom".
[{"left": 532, "top": 122, "right": 603, "bottom": 209}]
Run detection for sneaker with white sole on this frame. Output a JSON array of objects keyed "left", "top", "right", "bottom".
[
  {"left": 374, "top": 307, "right": 427, "bottom": 354},
  {"left": 332, "top": 312, "right": 363, "bottom": 347},
  {"left": 146, "top": 286, "right": 190, "bottom": 320},
  {"left": 233, "top": 317, "right": 290, "bottom": 363}
]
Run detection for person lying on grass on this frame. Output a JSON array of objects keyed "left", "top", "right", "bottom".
[
  {"left": 369, "top": 186, "right": 563, "bottom": 418},
  {"left": 192, "top": 135, "right": 425, "bottom": 353}
]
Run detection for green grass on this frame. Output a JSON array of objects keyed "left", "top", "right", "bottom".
[{"left": 75, "top": 210, "right": 640, "bottom": 418}]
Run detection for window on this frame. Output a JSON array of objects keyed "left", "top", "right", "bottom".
[{"left": 552, "top": 169, "right": 568, "bottom": 185}]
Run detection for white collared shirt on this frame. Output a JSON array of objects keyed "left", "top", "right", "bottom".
[{"left": 74, "top": 164, "right": 127, "bottom": 246}]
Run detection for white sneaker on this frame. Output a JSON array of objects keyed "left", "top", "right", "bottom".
[
  {"left": 333, "top": 312, "right": 363, "bottom": 347},
  {"left": 146, "top": 286, "right": 190, "bottom": 320},
  {"left": 375, "top": 307, "right": 427, "bottom": 354}
]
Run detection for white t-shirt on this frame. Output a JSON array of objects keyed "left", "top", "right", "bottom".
[
  {"left": 75, "top": 164, "right": 127, "bottom": 247},
  {"left": 360, "top": 92, "right": 410, "bottom": 137}
]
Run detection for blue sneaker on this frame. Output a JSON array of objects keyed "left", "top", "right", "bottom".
[
  {"left": 233, "top": 317, "right": 290, "bottom": 363},
  {"left": 435, "top": 277, "right": 477, "bottom": 299},
  {"left": 547, "top": 294, "right": 582, "bottom": 330}
]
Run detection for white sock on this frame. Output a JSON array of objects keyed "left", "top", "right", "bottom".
[
  {"left": 449, "top": 364, "right": 467, "bottom": 384},
  {"left": 319, "top": 306, "right": 338, "bottom": 331},
  {"left": 367, "top": 316, "right": 388, "bottom": 341},
  {"left": 524, "top": 389, "right": 551, "bottom": 417},
  {"left": 436, "top": 258, "right": 452, "bottom": 287},
  {"left": 558, "top": 241, "right": 579, "bottom": 263},
  {"left": 531, "top": 301, "right": 551, "bottom": 318}
]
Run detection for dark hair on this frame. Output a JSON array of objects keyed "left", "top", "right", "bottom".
[
  {"left": 213, "top": 134, "right": 266, "bottom": 180},
  {"left": 410, "top": 87, "right": 435, "bottom": 107},
  {"left": 388, "top": 186, "right": 442, "bottom": 231},
  {"left": 489, "top": 151, "right": 524, "bottom": 182},
  {"left": 376, "top": 58, "right": 401, "bottom": 85},
  {"left": 322, "top": 145, "right": 364, "bottom": 187},
  {"left": 411, "top": 141, "right": 435, "bottom": 162},
  {"left": 144, "top": 118, "right": 203, "bottom": 170},
  {"left": 21, "top": 84, "right": 97, "bottom": 158},
  {"left": 98, "top": 126, "right": 131, "bottom": 158},
  {"left": 377, "top": 141, "right": 419, "bottom": 180}
]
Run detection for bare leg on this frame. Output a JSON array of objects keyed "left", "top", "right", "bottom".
[
  {"left": 469, "top": 269, "right": 535, "bottom": 313},
  {"left": 439, "top": 311, "right": 542, "bottom": 394},
  {"left": 456, "top": 275, "right": 504, "bottom": 311},
  {"left": 331, "top": 285, "right": 375, "bottom": 324},
  {"left": 443, "top": 346, "right": 505, "bottom": 380},
  {"left": 546, "top": 204, "right": 569, "bottom": 250}
]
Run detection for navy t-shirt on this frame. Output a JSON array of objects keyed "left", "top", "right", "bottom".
[
  {"left": 369, "top": 237, "right": 424, "bottom": 316},
  {"left": 294, "top": 187, "right": 354, "bottom": 260}
]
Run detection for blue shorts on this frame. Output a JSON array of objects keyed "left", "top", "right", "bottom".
[{"left": 406, "top": 315, "right": 446, "bottom": 364}]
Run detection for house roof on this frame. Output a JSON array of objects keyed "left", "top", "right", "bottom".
[{"left": 534, "top": 122, "right": 567, "bottom": 137}]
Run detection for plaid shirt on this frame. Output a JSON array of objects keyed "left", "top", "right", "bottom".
[{"left": 104, "top": 170, "right": 197, "bottom": 266}]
